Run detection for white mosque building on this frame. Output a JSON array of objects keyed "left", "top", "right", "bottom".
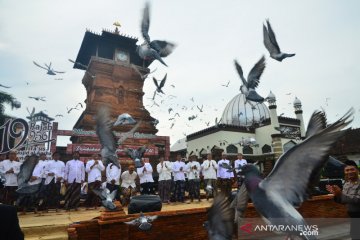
[{"left": 171, "top": 91, "right": 306, "bottom": 173}]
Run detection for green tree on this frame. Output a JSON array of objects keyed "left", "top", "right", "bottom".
[{"left": 0, "top": 91, "right": 20, "bottom": 125}]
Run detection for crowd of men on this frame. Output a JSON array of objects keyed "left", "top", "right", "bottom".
[{"left": 0, "top": 150, "right": 248, "bottom": 213}]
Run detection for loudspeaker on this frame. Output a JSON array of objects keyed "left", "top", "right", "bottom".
[{"left": 128, "top": 195, "right": 162, "bottom": 214}]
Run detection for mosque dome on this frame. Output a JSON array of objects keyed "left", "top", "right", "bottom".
[
  {"left": 220, "top": 93, "right": 270, "bottom": 126},
  {"left": 267, "top": 91, "right": 276, "bottom": 101},
  {"left": 293, "top": 97, "right": 302, "bottom": 107}
]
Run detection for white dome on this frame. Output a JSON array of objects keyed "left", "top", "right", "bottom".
[
  {"left": 293, "top": 97, "right": 302, "bottom": 106},
  {"left": 267, "top": 91, "right": 276, "bottom": 100},
  {"left": 220, "top": 93, "right": 270, "bottom": 126}
]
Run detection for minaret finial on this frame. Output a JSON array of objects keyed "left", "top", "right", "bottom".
[{"left": 113, "top": 21, "right": 121, "bottom": 34}]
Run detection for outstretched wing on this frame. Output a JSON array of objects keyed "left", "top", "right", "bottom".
[
  {"left": 124, "top": 218, "right": 140, "bottom": 226},
  {"left": 206, "top": 193, "right": 234, "bottom": 240},
  {"left": 33, "top": 61, "right": 48, "bottom": 70},
  {"left": 109, "top": 189, "right": 117, "bottom": 201},
  {"left": 96, "top": 107, "right": 117, "bottom": 162},
  {"left": 92, "top": 189, "right": 106, "bottom": 200},
  {"left": 141, "top": 2, "right": 151, "bottom": 44},
  {"left": 137, "top": 146, "right": 147, "bottom": 158},
  {"left": 147, "top": 215, "right": 158, "bottom": 222},
  {"left": 118, "top": 120, "right": 142, "bottom": 144},
  {"left": 234, "top": 60, "right": 248, "bottom": 87},
  {"left": 150, "top": 41, "right": 176, "bottom": 57},
  {"left": 305, "top": 110, "right": 327, "bottom": 138},
  {"left": 220, "top": 162, "right": 233, "bottom": 172},
  {"left": 153, "top": 77, "right": 160, "bottom": 88},
  {"left": 261, "top": 108, "right": 353, "bottom": 207},
  {"left": 159, "top": 74, "right": 167, "bottom": 88},
  {"left": 53, "top": 70, "right": 65, "bottom": 74},
  {"left": 263, "top": 23, "right": 280, "bottom": 55},
  {"left": 266, "top": 19, "right": 281, "bottom": 52},
  {"left": 17, "top": 155, "right": 38, "bottom": 187},
  {"left": 247, "top": 56, "right": 266, "bottom": 89}
]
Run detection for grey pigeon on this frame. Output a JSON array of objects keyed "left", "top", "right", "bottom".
[
  {"left": 126, "top": 146, "right": 147, "bottom": 168},
  {"left": 125, "top": 212, "right": 158, "bottom": 231},
  {"left": 137, "top": 2, "right": 176, "bottom": 67},
  {"left": 93, "top": 188, "right": 117, "bottom": 210},
  {"left": 113, "top": 113, "right": 136, "bottom": 126},
  {"left": 238, "top": 108, "right": 353, "bottom": 239},
  {"left": 33, "top": 61, "right": 65, "bottom": 75},
  {"left": 0, "top": 83, "right": 11, "bottom": 88},
  {"left": 235, "top": 56, "right": 266, "bottom": 103},
  {"left": 153, "top": 74, "right": 167, "bottom": 95},
  {"left": 263, "top": 19, "right": 295, "bottom": 62},
  {"left": 204, "top": 193, "right": 234, "bottom": 240},
  {"left": 28, "top": 96, "right": 46, "bottom": 102},
  {"left": 16, "top": 155, "right": 43, "bottom": 195},
  {"left": 96, "top": 107, "right": 121, "bottom": 168}
]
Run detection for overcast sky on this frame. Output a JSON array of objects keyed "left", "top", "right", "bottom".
[{"left": 1, "top": 0, "right": 359, "bottom": 147}]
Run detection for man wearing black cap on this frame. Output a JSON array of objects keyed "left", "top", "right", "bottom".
[{"left": 326, "top": 160, "right": 359, "bottom": 240}]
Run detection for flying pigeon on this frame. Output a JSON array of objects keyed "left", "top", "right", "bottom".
[
  {"left": 204, "top": 194, "right": 234, "bottom": 240},
  {"left": 16, "top": 155, "right": 43, "bottom": 195},
  {"left": 113, "top": 113, "right": 136, "bottom": 126},
  {"left": 67, "top": 107, "right": 78, "bottom": 114},
  {"left": 168, "top": 108, "right": 173, "bottom": 114},
  {"left": 55, "top": 114, "right": 63, "bottom": 117},
  {"left": 125, "top": 212, "right": 158, "bottom": 231},
  {"left": 152, "top": 119, "right": 159, "bottom": 126},
  {"left": 0, "top": 83, "right": 11, "bottom": 88},
  {"left": 197, "top": 105, "right": 203, "bottom": 112},
  {"left": 69, "top": 59, "right": 95, "bottom": 78},
  {"left": 235, "top": 56, "right": 266, "bottom": 103},
  {"left": 238, "top": 108, "right": 353, "bottom": 239},
  {"left": 221, "top": 81, "right": 230, "bottom": 87},
  {"left": 263, "top": 19, "right": 295, "bottom": 62},
  {"left": 126, "top": 146, "right": 147, "bottom": 168},
  {"left": 93, "top": 188, "right": 117, "bottom": 210},
  {"left": 28, "top": 96, "right": 46, "bottom": 102},
  {"left": 76, "top": 102, "right": 83, "bottom": 109},
  {"left": 137, "top": 2, "right": 176, "bottom": 67},
  {"left": 33, "top": 61, "right": 65, "bottom": 75},
  {"left": 153, "top": 74, "right": 167, "bottom": 95},
  {"left": 96, "top": 107, "right": 121, "bottom": 168}
]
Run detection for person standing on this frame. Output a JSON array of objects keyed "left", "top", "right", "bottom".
[
  {"left": 64, "top": 151, "right": 85, "bottom": 210},
  {"left": 217, "top": 153, "right": 234, "bottom": 197},
  {"left": 172, "top": 154, "right": 186, "bottom": 203},
  {"left": 137, "top": 158, "right": 154, "bottom": 195},
  {"left": 44, "top": 152, "right": 65, "bottom": 211},
  {"left": 234, "top": 153, "right": 247, "bottom": 189},
  {"left": 84, "top": 154, "right": 104, "bottom": 209},
  {"left": 156, "top": 157, "right": 172, "bottom": 203},
  {"left": 0, "top": 151, "right": 21, "bottom": 205},
  {"left": 186, "top": 155, "right": 201, "bottom": 202},
  {"left": 326, "top": 160, "right": 360, "bottom": 240},
  {"left": 0, "top": 153, "right": 8, "bottom": 203},
  {"left": 121, "top": 165, "right": 138, "bottom": 206},
  {"left": 106, "top": 162, "right": 121, "bottom": 201},
  {"left": 201, "top": 153, "right": 218, "bottom": 200}
]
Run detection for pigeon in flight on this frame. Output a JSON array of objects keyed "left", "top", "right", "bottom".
[
  {"left": 197, "top": 105, "right": 203, "bottom": 112},
  {"left": 0, "top": 83, "right": 11, "bottom": 88},
  {"left": 204, "top": 194, "right": 234, "bottom": 240},
  {"left": 263, "top": 19, "right": 295, "bottom": 62},
  {"left": 26, "top": 107, "right": 35, "bottom": 117},
  {"left": 221, "top": 81, "right": 230, "bottom": 87},
  {"left": 33, "top": 61, "right": 65, "bottom": 75},
  {"left": 125, "top": 212, "right": 158, "bottom": 231},
  {"left": 238, "top": 109, "right": 353, "bottom": 239},
  {"left": 234, "top": 56, "right": 266, "bottom": 103},
  {"left": 67, "top": 107, "right": 78, "bottom": 114},
  {"left": 76, "top": 103, "right": 83, "bottom": 109},
  {"left": 92, "top": 188, "right": 117, "bottom": 211},
  {"left": 153, "top": 74, "right": 167, "bottom": 95},
  {"left": 113, "top": 113, "right": 136, "bottom": 126},
  {"left": 137, "top": 2, "right": 176, "bottom": 67},
  {"left": 125, "top": 146, "right": 147, "bottom": 168},
  {"left": 69, "top": 59, "right": 96, "bottom": 79},
  {"left": 55, "top": 114, "right": 63, "bottom": 117},
  {"left": 28, "top": 96, "right": 46, "bottom": 102}
]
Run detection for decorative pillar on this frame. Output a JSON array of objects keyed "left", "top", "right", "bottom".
[
  {"left": 294, "top": 97, "right": 305, "bottom": 137},
  {"left": 271, "top": 134, "right": 283, "bottom": 160}
]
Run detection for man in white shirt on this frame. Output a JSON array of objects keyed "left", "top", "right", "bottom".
[
  {"left": 106, "top": 162, "right": 121, "bottom": 201},
  {"left": 156, "top": 157, "right": 172, "bottom": 203},
  {"left": 172, "top": 154, "right": 186, "bottom": 203},
  {"left": 121, "top": 165, "right": 138, "bottom": 206},
  {"left": 43, "top": 152, "right": 65, "bottom": 211},
  {"left": 217, "top": 153, "right": 234, "bottom": 197},
  {"left": 137, "top": 158, "right": 154, "bottom": 195},
  {"left": 201, "top": 153, "right": 218, "bottom": 200},
  {"left": 84, "top": 154, "right": 105, "bottom": 209},
  {"left": 64, "top": 151, "right": 85, "bottom": 210},
  {"left": 186, "top": 155, "right": 201, "bottom": 202},
  {"left": 0, "top": 153, "right": 6, "bottom": 203},
  {"left": 234, "top": 153, "right": 247, "bottom": 189},
  {"left": 0, "top": 151, "right": 22, "bottom": 205}
]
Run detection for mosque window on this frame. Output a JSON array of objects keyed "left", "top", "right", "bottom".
[
  {"left": 243, "top": 146, "right": 253, "bottom": 154},
  {"left": 262, "top": 144, "right": 272, "bottom": 153},
  {"left": 226, "top": 144, "right": 238, "bottom": 154}
]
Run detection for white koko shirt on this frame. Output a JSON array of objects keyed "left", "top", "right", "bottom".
[
  {"left": 0, "top": 160, "right": 22, "bottom": 186},
  {"left": 64, "top": 159, "right": 85, "bottom": 184},
  {"left": 186, "top": 161, "right": 201, "bottom": 180},
  {"left": 217, "top": 159, "right": 234, "bottom": 179},
  {"left": 201, "top": 159, "right": 218, "bottom": 180},
  {"left": 137, "top": 163, "right": 154, "bottom": 184},
  {"left": 106, "top": 163, "right": 121, "bottom": 185},
  {"left": 172, "top": 161, "right": 186, "bottom": 181},
  {"left": 86, "top": 159, "right": 105, "bottom": 183},
  {"left": 121, "top": 170, "right": 137, "bottom": 188},
  {"left": 44, "top": 160, "right": 65, "bottom": 184},
  {"left": 156, "top": 161, "right": 172, "bottom": 181},
  {"left": 234, "top": 159, "right": 247, "bottom": 173}
]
